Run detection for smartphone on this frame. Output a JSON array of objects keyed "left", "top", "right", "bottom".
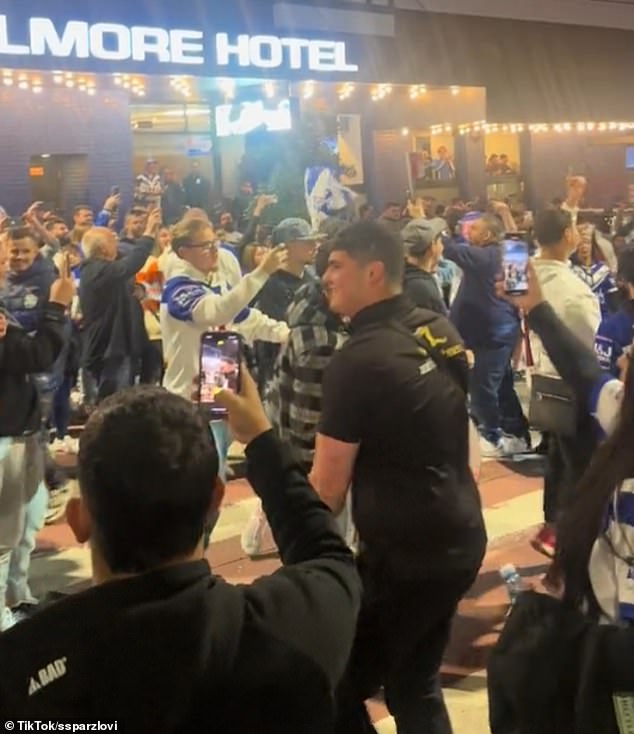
[
  {"left": 197, "top": 331, "right": 243, "bottom": 418},
  {"left": 502, "top": 236, "right": 530, "bottom": 295}
]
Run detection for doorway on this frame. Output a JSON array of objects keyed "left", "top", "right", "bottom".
[{"left": 29, "top": 154, "right": 88, "bottom": 218}]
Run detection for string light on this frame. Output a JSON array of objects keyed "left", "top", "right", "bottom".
[
  {"left": 371, "top": 84, "right": 392, "bottom": 101},
  {"left": 338, "top": 82, "right": 355, "bottom": 101},
  {"left": 450, "top": 86, "right": 460, "bottom": 96},
  {"left": 453, "top": 119, "right": 634, "bottom": 135},
  {"left": 409, "top": 84, "right": 427, "bottom": 100}
]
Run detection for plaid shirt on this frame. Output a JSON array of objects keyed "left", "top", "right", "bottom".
[{"left": 266, "top": 282, "right": 346, "bottom": 471}]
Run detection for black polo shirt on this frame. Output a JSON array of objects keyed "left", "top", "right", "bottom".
[{"left": 320, "top": 295, "right": 486, "bottom": 577}]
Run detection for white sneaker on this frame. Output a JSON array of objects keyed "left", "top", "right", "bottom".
[
  {"left": 49, "top": 438, "right": 66, "bottom": 454},
  {"left": 479, "top": 436, "right": 505, "bottom": 458},
  {"left": 501, "top": 435, "right": 531, "bottom": 455},
  {"left": 45, "top": 482, "right": 72, "bottom": 525},
  {"left": 63, "top": 436, "right": 79, "bottom": 454},
  {"left": 0, "top": 606, "right": 16, "bottom": 632}
]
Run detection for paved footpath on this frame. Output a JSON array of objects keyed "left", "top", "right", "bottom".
[{"left": 31, "top": 455, "right": 548, "bottom": 733}]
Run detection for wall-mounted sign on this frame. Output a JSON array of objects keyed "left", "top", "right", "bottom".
[
  {"left": 0, "top": 13, "right": 359, "bottom": 76},
  {"left": 29, "top": 166, "right": 44, "bottom": 176}
]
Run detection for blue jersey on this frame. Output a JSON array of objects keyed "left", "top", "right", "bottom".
[
  {"left": 595, "top": 305, "right": 634, "bottom": 376},
  {"left": 570, "top": 261, "right": 618, "bottom": 319}
]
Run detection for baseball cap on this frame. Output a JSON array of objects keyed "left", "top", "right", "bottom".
[
  {"left": 272, "top": 218, "right": 326, "bottom": 245},
  {"left": 401, "top": 218, "right": 446, "bottom": 256}
]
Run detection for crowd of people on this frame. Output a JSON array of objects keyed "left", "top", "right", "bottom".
[{"left": 0, "top": 165, "right": 632, "bottom": 732}]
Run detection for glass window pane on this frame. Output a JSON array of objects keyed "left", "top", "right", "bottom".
[
  {"left": 130, "top": 105, "right": 187, "bottom": 133},
  {"left": 185, "top": 105, "right": 212, "bottom": 132}
]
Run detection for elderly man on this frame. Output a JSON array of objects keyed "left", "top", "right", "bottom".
[{"left": 79, "top": 209, "right": 160, "bottom": 401}]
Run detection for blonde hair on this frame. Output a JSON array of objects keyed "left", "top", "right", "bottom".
[
  {"left": 170, "top": 218, "right": 213, "bottom": 251},
  {"left": 82, "top": 227, "right": 114, "bottom": 259}
]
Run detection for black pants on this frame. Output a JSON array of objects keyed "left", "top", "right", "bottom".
[
  {"left": 335, "top": 559, "right": 479, "bottom": 734},
  {"left": 543, "top": 419, "right": 597, "bottom": 525}
]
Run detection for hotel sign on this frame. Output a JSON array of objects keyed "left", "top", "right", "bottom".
[{"left": 0, "top": 15, "right": 359, "bottom": 74}]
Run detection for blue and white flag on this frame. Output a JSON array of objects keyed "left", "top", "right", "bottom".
[{"left": 304, "top": 166, "right": 355, "bottom": 231}]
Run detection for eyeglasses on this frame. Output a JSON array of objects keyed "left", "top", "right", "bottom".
[{"left": 181, "top": 240, "right": 217, "bottom": 252}]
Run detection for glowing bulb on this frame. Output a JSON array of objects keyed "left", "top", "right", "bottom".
[
  {"left": 3, "top": 78, "right": 13, "bottom": 86},
  {"left": 18, "top": 81, "right": 28, "bottom": 90},
  {"left": 450, "top": 86, "right": 460, "bottom": 96},
  {"left": 32, "top": 86, "right": 43, "bottom": 94},
  {"left": 263, "top": 81, "right": 275, "bottom": 99},
  {"left": 401, "top": 127, "right": 409, "bottom": 136}
]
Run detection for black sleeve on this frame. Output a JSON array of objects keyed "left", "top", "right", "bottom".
[
  {"left": 243, "top": 431, "right": 361, "bottom": 684},
  {"left": 107, "top": 237, "right": 154, "bottom": 281},
  {"left": 2, "top": 304, "right": 66, "bottom": 374},
  {"left": 237, "top": 214, "right": 262, "bottom": 258},
  {"left": 319, "top": 349, "right": 367, "bottom": 443},
  {"left": 527, "top": 302, "right": 603, "bottom": 399}
]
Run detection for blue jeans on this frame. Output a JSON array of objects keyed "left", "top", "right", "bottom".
[
  {"left": 470, "top": 342, "right": 527, "bottom": 444},
  {"left": 90, "top": 357, "right": 132, "bottom": 402},
  {"left": 6, "top": 481, "right": 47, "bottom": 606}
]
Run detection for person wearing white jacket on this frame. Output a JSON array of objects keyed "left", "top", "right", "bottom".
[
  {"left": 161, "top": 218, "right": 289, "bottom": 402},
  {"left": 529, "top": 208, "right": 601, "bottom": 560}
]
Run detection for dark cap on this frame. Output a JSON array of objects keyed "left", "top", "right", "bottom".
[
  {"left": 272, "top": 218, "right": 326, "bottom": 245},
  {"left": 400, "top": 218, "right": 446, "bottom": 256}
]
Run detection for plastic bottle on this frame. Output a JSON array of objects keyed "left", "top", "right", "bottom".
[{"left": 499, "top": 563, "right": 527, "bottom": 606}]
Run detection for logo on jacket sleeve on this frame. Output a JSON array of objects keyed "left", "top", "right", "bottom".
[
  {"left": 28, "top": 656, "right": 68, "bottom": 696},
  {"left": 164, "top": 277, "right": 209, "bottom": 322}
]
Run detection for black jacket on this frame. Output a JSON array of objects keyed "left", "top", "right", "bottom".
[
  {"left": 0, "top": 303, "right": 66, "bottom": 436},
  {"left": 79, "top": 237, "right": 153, "bottom": 368},
  {"left": 0, "top": 431, "right": 362, "bottom": 732},
  {"left": 403, "top": 263, "right": 447, "bottom": 315}
]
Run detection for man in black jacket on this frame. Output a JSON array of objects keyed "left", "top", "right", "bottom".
[
  {"left": 312, "top": 220, "right": 486, "bottom": 734},
  {"left": 0, "top": 244, "right": 73, "bottom": 631},
  {"left": 401, "top": 218, "right": 448, "bottom": 315},
  {"left": 0, "top": 374, "right": 361, "bottom": 730},
  {"left": 79, "top": 209, "right": 160, "bottom": 401}
]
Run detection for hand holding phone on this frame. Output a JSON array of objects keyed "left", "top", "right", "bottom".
[
  {"left": 198, "top": 332, "right": 243, "bottom": 419},
  {"left": 213, "top": 366, "right": 271, "bottom": 446},
  {"left": 502, "top": 236, "right": 529, "bottom": 295}
]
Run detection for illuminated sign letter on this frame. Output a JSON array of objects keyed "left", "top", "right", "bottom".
[
  {"left": 216, "top": 33, "right": 250, "bottom": 67},
  {"left": 0, "top": 15, "right": 30, "bottom": 55},
  {"left": 280, "top": 37, "right": 308, "bottom": 69},
  {"left": 131, "top": 26, "right": 170, "bottom": 62},
  {"left": 89, "top": 23, "right": 131, "bottom": 61},
  {"left": 29, "top": 18, "right": 89, "bottom": 58},
  {"left": 170, "top": 29, "right": 204, "bottom": 64},
  {"left": 248, "top": 35, "right": 283, "bottom": 68}
]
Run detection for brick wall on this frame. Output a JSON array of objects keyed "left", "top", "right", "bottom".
[{"left": 0, "top": 87, "right": 133, "bottom": 218}]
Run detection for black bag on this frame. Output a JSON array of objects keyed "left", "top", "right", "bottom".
[
  {"left": 488, "top": 590, "right": 592, "bottom": 734},
  {"left": 529, "top": 374, "right": 578, "bottom": 437}
]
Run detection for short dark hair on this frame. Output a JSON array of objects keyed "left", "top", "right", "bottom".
[
  {"left": 78, "top": 387, "right": 219, "bottom": 574},
  {"left": 74, "top": 205, "right": 92, "bottom": 214},
  {"left": 45, "top": 217, "right": 66, "bottom": 230},
  {"left": 383, "top": 201, "right": 401, "bottom": 211},
  {"left": 534, "top": 209, "right": 572, "bottom": 247},
  {"left": 332, "top": 220, "right": 404, "bottom": 285},
  {"left": 127, "top": 207, "right": 148, "bottom": 219}
]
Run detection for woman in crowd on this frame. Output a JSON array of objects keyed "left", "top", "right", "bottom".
[{"left": 570, "top": 216, "right": 619, "bottom": 318}]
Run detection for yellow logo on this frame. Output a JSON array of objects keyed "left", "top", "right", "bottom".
[{"left": 415, "top": 326, "right": 448, "bottom": 349}]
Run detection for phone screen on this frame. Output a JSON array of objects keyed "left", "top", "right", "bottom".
[
  {"left": 198, "top": 332, "right": 242, "bottom": 417},
  {"left": 502, "top": 238, "right": 529, "bottom": 295}
]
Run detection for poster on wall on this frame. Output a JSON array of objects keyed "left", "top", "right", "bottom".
[
  {"left": 337, "top": 114, "right": 364, "bottom": 186},
  {"left": 184, "top": 135, "right": 213, "bottom": 157}
]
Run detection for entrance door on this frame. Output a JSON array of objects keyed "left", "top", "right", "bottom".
[{"left": 29, "top": 154, "right": 88, "bottom": 218}]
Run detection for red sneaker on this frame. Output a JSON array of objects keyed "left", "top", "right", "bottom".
[{"left": 530, "top": 524, "right": 556, "bottom": 559}]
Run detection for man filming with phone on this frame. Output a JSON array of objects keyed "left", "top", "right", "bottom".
[{"left": 161, "top": 217, "right": 290, "bottom": 405}]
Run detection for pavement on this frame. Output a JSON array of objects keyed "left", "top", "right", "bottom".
[{"left": 30, "top": 448, "right": 549, "bottom": 734}]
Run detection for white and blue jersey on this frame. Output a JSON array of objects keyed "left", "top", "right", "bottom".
[
  {"left": 586, "top": 374, "right": 634, "bottom": 624},
  {"left": 570, "top": 261, "right": 618, "bottom": 319},
  {"left": 595, "top": 305, "right": 634, "bottom": 377},
  {"left": 160, "top": 252, "right": 288, "bottom": 400}
]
